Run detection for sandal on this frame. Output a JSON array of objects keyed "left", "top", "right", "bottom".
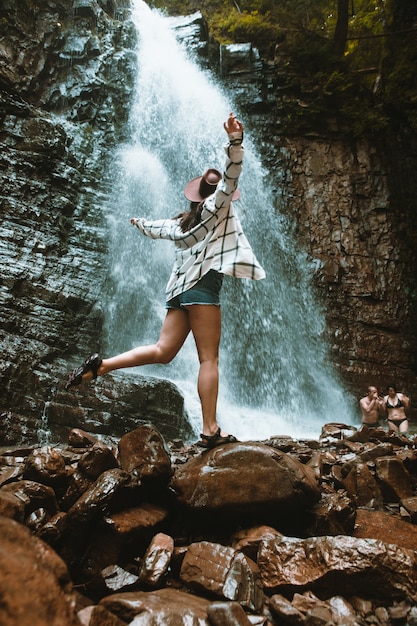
[
  {"left": 197, "top": 426, "right": 238, "bottom": 449},
  {"left": 65, "top": 353, "right": 102, "bottom": 390}
]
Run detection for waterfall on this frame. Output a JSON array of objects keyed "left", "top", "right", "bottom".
[{"left": 103, "top": 0, "right": 356, "bottom": 440}]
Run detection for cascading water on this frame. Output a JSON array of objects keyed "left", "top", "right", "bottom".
[{"left": 104, "top": 0, "right": 355, "bottom": 440}]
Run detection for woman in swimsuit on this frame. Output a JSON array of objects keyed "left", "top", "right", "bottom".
[{"left": 383, "top": 385, "right": 410, "bottom": 433}]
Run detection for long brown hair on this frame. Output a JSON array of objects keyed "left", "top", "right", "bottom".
[{"left": 176, "top": 201, "right": 204, "bottom": 232}]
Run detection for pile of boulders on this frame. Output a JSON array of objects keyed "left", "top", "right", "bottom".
[{"left": 1, "top": 422, "right": 417, "bottom": 625}]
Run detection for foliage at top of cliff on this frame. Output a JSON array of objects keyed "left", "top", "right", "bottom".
[{"left": 149, "top": 0, "right": 417, "bottom": 137}]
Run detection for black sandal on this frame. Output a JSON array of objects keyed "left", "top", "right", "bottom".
[
  {"left": 197, "top": 427, "right": 238, "bottom": 449},
  {"left": 65, "top": 353, "right": 102, "bottom": 390}
]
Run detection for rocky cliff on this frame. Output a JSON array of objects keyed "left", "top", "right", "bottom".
[
  {"left": 272, "top": 132, "right": 417, "bottom": 403},
  {"left": 0, "top": 0, "right": 191, "bottom": 444},
  {"left": 0, "top": 0, "right": 416, "bottom": 446}
]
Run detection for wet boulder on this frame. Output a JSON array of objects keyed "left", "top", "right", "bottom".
[
  {"left": 374, "top": 455, "right": 414, "bottom": 502},
  {"left": 118, "top": 424, "right": 172, "bottom": 485},
  {"left": 138, "top": 532, "right": 174, "bottom": 587},
  {"left": 353, "top": 508, "right": 417, "bottom": 552},
  {"left": 180, "top": 541, "right": 264, "bottom": 611},
  {"left": 78, "top": 604, "right": 126, "bottom": 626},
  {"left": 206, "top": 601, "right": 254, "bottom": 626},
  {"left": 60, "top": 442, "right": 118, "bottom": 510},
  {"left": 169, "top": 442, "right": 320, "bottom": 526},
  {"left": 0, "top": 479, "right": 59, "bottom": 528},
  {"left": 258, "top": 535, "right": 417, "bottom": 601},
  {"left": 50, "top": 374, "right": 193, "bottom": 445},
  {"left": 23, "top": 446, "right": 69, "bottom": 497},
  {"left": 100, "top": 587, "right": 210, "bottom": 625},
  {"left": 72, "top": 502, "right": 170, "bottom": 592},
  {"left": 0, "top": 516, "right": 81, "bottom": 626},
  {"left": 305, "top": 490, "right": 357, "bottom": 536},
  {"left": 231, "top": 525, "right": 284, "bottom": 561},
  {"left": 340, "top": 443, "right": 394, "bottom": 478},
  {"left": 59, "top": 468, "right": 141, "bottom": 571},
  {"left": 342, "top": 461, "right": 384, "bottom": 508},
  {"left": 65, "top": 468, "right": 140, "bottom": 529}
]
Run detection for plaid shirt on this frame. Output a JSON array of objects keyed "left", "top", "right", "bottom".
[{"left": 132, "top": 132, "right": 266, "bottom": 301}]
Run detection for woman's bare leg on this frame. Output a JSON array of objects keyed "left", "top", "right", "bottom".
[
  {"left": 81, "top": 309, "right": 190, "bottom": 382},
  {"left": 399, "top": 419, "right": 409, "bottom": 434},
  {"left": 186, "top": 304, "right": 227, "bottom": 438}
]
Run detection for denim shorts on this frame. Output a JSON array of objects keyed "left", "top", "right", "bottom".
[{"left": 166, "top": 270, "right": 223, "bottom": 310}]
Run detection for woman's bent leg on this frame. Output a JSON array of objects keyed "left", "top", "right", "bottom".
[{"left": 84, "top": 309, "right": 190, "bottom": 381}]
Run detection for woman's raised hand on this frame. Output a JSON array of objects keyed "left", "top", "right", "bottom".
[{"left": 224, "top": 112, "right": 243, "bottom": 134}]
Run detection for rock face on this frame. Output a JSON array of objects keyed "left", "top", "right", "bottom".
[
  {"left": 0, "top": 0, "right": 192, "bottom": 445},
  {"left": 269, "top": 135, "right": 417, "bottom": 408},
  {"left": 0, "top": 0, "right": 416, "bottom": 446}
]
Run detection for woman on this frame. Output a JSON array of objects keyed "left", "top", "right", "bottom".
[
  {"left": 65, "top": 113, "right": 265, "bottom": 449},
  {"left": 383, "top": 385, "right": 410, "bottom": 433}
]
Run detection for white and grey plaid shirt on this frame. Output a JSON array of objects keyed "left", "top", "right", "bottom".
[{"left": 132, "top": 132, "right": 266, "bottom": 301}]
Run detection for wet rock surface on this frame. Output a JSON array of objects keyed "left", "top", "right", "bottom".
[
  {"left": 1, "top": 422, "right": 417, "bottom": 625},
  {"left": 0, "top": 0, "right": 140, "bottom": 444}
]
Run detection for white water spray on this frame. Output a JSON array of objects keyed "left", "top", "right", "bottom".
[{"left": 104, "top": 0, "right": 356, "bottom": 440}]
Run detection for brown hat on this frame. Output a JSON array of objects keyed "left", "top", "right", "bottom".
[{"left": 184, "top": 168, "right": 240, "bottom": 202}]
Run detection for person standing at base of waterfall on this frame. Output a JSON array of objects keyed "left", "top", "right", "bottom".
[
  {"left": 65, "top": 113, "right": 266, "bottom": 449},
  {"left": 359, "top": 385, "right": 385, "bottom": 428},
  {"left": 383, "top": 384, "right": 411, "bottom": 434}
]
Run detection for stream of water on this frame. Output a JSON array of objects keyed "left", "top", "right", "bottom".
[{"left": 103, "top": 0, "right": 356, "bottom": 440}]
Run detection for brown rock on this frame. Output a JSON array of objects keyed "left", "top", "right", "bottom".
[
  {"left": 401, "top": 496, "right": 417, "bottom": 523},
  {"left": 340, "top": 443, "right": 394, "bottom": 478},
  {"left": 328, "top": 596, "right": 358, "bottom": 623},
  {"left": 61, "top": 443, "right": 119, "bottom": 510},
  {"left": 342, "top": 461, "right": 384, "bottom": 508},
  {"left": 320, "top": 423, "right": 358, "bottom": 440},
  {"left": 105, "top": 502, "right": 169, "bottom": 539},
  {"left": 231, "top": 525, "right": 283, "bottom": 561},
  {"left": 374, "top": 456, "right": 414, "bottom": 502},
  {"left": 0, "top": 490, "right": 25, "bottom": 521},
  {"left": 258, "top": 535, "right": 417, "bottom": 601},
  {"left": 60, "top": 469, "right": 140, "bottom": 571},
  {"left": 77, "top": 503, "right": 170, "bottom": 582},
  {"left": 101, "top": 564, "right": 139, "bottom": 593},
  {"left": 306, "top": 491, "right": 357, "bottom": 536},
  {"left": 292, "top": 590, "right": 332, "bottom": 616},
  {"left": 37, "top": 511, "right": 67, "bottom": 545},
  {"left": 269, "top": 594, "right": 305, "bottom": 623},
  {"left": 23, "top": 447, "right": 69, "bottom": 494},
  {"left": 78, "top": 604, "right": 127, "bottom": 626},
  {"left": 100, "top": 587, "right": 210, "bottom": 624},
  {"left": 180, "top": 541, "right": 264, "bottom": 611},
  {"left": 68, "top": 429, "right": 98, "bottom": 448},
  {"left": 0, "top": 516, "right": 81, "bottom": 626},
  {"left": 78, "top": 443, "right": 118, "bottom": 480},
  {"left": 0, "top": 479, "right": 59, "bottom": 523},
  {"left": 206, "top": 601, "right": 253, "bottom": 626},
  {"left": 118, "top": 424, "right": 172, "bottom": 482},
  {"left": 139, "top": 532, "right": 174, "bottom": 587},
  {"left": 0, "top": 465, "right": 23, "bottom": 488},
  {"left": 170, "top": 442, "right": 320, "bottom": 518},
  {"left": 353, "top": 508, "right": 417, "bottom": 551},
  {"left": 65, "top": 469, "right": 139, "bottom": 529}
]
